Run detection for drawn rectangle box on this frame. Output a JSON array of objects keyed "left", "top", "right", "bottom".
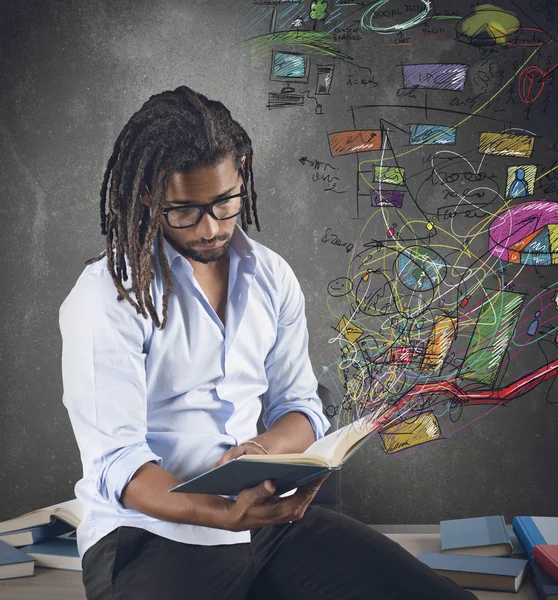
[
  {"left": 371, "top": 190, "right": 404, "bottom": 208},
  {"left": 267, "top": 92, "right": 304, "bottom": 108},
  {"left": 316, "top": 65, "right": 334, "bottom": 95},
  {"left": 374, "top": 166, "right": 405, "bottom": 185},
  {"left": 402, "top": 64, "right": 468, "bottom": 91},
  {"left": 328, "top": 130, "right": 382, "bottom": 156},
  {"left": 478, "top": 132, "right": 535, "bottom": 158},
  {"left": 409, "top": 124, "right": 456, "bottom": 145}
]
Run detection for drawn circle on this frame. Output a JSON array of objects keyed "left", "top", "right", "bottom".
[
  {"left": 327, "top": 277, "right": 353, "bottom": 297},
  {"left": 361, "top": 0, "right": 434, "bottom": 34},
  {"left": 395, "top": 246, "right": 447, "bottom": 292},
  {"left": 518, "top": 65, "right": 545, "bottom": 104}
]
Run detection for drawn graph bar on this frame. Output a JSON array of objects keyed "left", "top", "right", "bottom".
[
  {"left": 421, "top": 316, "right": 457, "bottom": 375},
  {"left": 458, "top": 291, "right": 524, "bottom": 386}
]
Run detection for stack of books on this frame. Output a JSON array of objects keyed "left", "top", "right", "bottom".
[
  {"left": 514, "top": 516, "right": 558, "bottom": 599},
  {"left": 417, "top": 514, "right": 558, "bottom": 598},
  {"left": 0, "top": 499, "right": 82, "bottom": 580}
]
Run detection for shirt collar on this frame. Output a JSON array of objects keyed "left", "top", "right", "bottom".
[{"left": 152, "top": 224, "right": 256, "bottom": 271}]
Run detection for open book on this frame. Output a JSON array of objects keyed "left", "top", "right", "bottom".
[
  {"left": 0, "top": 499, "right": 83, "bottom": 535},
  {"left": 170, "top": 414, "right": 376, "bottom": 497}
]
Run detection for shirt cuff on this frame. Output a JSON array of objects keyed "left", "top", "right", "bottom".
[
  {"left": 98, "top": 444, "right": 163, "bottom": 507},
  {"left": 267, "top": 405, "right": 331, "bottom": 442}
]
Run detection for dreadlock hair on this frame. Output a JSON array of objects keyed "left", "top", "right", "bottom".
[{"left": 84, "top": 85, "right": 260, "bottom": 330}]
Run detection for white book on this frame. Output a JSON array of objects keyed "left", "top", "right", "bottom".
[{"left": 0, "top": 499, "right": 83, "bottom": 535}]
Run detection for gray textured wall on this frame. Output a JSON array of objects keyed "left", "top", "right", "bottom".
[{"left": 1, "top": 0, "right": 557, "bottom": 524}]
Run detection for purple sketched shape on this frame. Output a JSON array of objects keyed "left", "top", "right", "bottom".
[
  {"left": 371, "top": 190, "right": 404, "bottom": 208},
  {"left": 403, "top": 64, "right": 468, "bottom": 91},
  {"left": 488, "top": 200, "right": 558, "bottom": 262}
]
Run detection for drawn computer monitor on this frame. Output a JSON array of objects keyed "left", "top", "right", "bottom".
[{"left": 270, "top": 51, "right": 310, "bottom": 92}]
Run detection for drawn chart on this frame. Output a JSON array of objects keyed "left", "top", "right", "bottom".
[{"left": 241, "top": 0, "right": 558, "bottom": 460}]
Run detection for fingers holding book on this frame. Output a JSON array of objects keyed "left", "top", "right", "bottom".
[{"left": 225, "top": 473, "right": 331, "bottom": 531}]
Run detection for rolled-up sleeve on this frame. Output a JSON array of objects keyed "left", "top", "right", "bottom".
[
  {"left": 262, "top": 257, "right": 331, "bottom": 442},
  {"left": 59, "top": 269, "right": 162, "bottom": 508}
]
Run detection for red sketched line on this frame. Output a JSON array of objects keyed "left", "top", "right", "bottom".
[{"left": 366, "top": 359, "right": 558, "bottom": 432}]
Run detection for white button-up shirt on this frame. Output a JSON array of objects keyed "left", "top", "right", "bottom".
[{"left": 59, "top": 224, "right": 330, "bottom": 559}]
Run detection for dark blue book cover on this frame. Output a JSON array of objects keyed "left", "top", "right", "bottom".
[
  {"left": 0, "top": 517, "right": 74, "bottom": 547},
  {"left": 20, "top": 538, "right": 79, "bottom": 558},
  {"left": 0, "top": 539, "right": 35, "bottom": 580},
  {"left": 418, "top": 552, "right": 528, "bottom": 592},
  {"left": 170, "top": 459, "right": 336, "bottom": 497},
  {"left": 441, "top": 516, "right": 512, "bottom": 556},
  {"left": 531, "top": 560, "right": 558, "bottom": 600},
  {"left": 20, "top": 538, "right": 80, "bottom": 572},
  {"left": 0, "top": 540, "right": 35, "bottom": 566}
]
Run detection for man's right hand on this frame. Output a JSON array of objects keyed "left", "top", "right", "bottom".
[{"left": 224, "top": 473, "right": 331, "bottom": 531}]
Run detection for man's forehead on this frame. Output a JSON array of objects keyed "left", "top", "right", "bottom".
[{"left": 166, "top": 163, "right": 241, "bottom": 204}]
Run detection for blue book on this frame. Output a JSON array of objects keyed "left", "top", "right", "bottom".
[
  {"left": 0, "top": 539, "right": 35, "bottom": 580},
  {"left": 19, "top": 538, "right": 81, "bottom": 572},
  {"left": 0, "top": 517, "right": 74, "bottom": 548},
  {"left": 418, "top": 552, "right": 528, "bottom": 592},
  {"left": 513, "top": 517, "right": 558, "bottom": 560},
  {"left": 170, "top": 415, "right": 375, "bottom": 496},
  {"left": 531, "top": 560, "right": 558, "bottom": 600},
  {"left": 441, "top": 515, "right": 512, "bottom": 556}
]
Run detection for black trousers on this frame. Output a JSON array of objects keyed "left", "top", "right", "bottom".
[{"left": 81, "top": 505, "right": 477, "bottom": 600}]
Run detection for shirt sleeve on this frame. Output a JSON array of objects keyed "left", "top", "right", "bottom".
[
  {"left": 262, "top": 256, "right": 331, "bottom": 442},
  {"left": 59, "top": 267, "right": 163, "bottom": 508}
]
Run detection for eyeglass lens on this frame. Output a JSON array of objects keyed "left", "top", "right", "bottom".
[{"left": 167, "top": 195, "right": 244, "bottom": 228}]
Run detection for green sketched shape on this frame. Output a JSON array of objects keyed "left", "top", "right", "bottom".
[
  {"left": 459, "top": 290, "right": 524, "bottom": 386},
  {"left": 374, "top": 166, "right": 405, "bottom": 185},
  {"left": 310, "top": 0, "right": 329, "bottom": 21},
  {"left": 244, "top": 31, "right": 352, "bottom": 63}
]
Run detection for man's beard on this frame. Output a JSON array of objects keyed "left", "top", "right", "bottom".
[{"left": 177, "top": 235, "right": 233, "bottom": 264}]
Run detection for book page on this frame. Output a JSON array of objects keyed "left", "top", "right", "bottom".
[
  {"left": 302, "top": 414, "right": 374, "bottom": 465},
  {"left": 0, "top": 499, "right": 83, "bottom": 533},
  {"left": 239, "top": 414, "right": 375, "bottom": 466}
]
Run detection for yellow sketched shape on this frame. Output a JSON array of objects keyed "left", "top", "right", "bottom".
[
  {"left": 379, "top": 412, "right": 442, "bottom": 454},
  {"left": 335, "top": 316, "right": 364, "bottom": 343},
  {"left": 478, "top": 132, "right": 535, "bottom": 158}
]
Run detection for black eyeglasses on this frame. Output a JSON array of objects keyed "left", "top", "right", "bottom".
[{"left": 146, "top": 170, "right": 248, "bottom": 229}]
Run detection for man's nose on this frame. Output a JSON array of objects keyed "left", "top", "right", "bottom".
[{"left": 195, "top": 211, "right": 220, "bottom": 240}]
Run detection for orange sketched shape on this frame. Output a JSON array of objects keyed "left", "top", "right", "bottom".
[{"left": 328, "top": 130, "right": 382, "bottom": 156}]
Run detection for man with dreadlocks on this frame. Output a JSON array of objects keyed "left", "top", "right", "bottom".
[{"left": 60, "top": 86, "right": 476, "bottom": 600}]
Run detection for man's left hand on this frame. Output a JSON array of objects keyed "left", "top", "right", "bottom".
[{"left": 212, "top": 440, "right": 269, "bottom": 469}]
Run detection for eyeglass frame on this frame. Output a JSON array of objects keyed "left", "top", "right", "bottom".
[{"left": 144, "top": 169, "right": 248, "bottom": 229}]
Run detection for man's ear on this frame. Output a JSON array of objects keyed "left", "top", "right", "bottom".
[{"left": 140, "top": 183, "right": 151, "bottom": 208}]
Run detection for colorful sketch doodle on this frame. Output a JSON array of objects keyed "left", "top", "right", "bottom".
[{"left": 241, "top": 0, "right": 558, "bottom": 456}]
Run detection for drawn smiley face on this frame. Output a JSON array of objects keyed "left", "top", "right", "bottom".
[{"left": 327, "top": 277, "right": 353, "bottom": 297}]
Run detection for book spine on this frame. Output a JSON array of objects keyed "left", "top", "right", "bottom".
[
  {"left": 534, "top": 547, "right": 558, "bottom": 582},
  {"left": 496, "top": 517, "right": 513, "bottom": 554},
  {"left": 530, "top": 563, "right": 546, "bottom": 599},
  {"left": 513, "top": 518, "right": 540, "bottom": 560}
]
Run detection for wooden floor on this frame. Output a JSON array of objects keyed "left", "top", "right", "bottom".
[{"left": 0, "top": 532, "right": 538, "bottom": 600}]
